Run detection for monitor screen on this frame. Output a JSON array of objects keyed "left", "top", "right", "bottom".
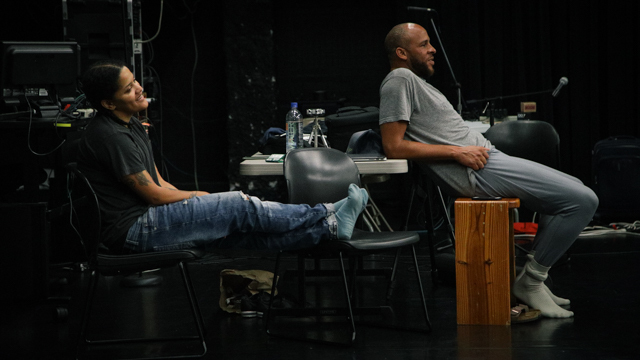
[{"left": 1, "top": 41, "right": 81, "bottom": 103}]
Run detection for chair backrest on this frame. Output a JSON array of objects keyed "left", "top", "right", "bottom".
[
  {"left": 64, "top": 162, "right": 102, "bottom": 262},
  {"left": 483, "top": 120, "right": 561, "bottom": 169},
  {"left": 284, "top": 148, "right": 361, "bottom": 206}
]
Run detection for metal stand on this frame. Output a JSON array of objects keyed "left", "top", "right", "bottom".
[
  {"left": 306, "top": 108, "right": 328, "bottom": 147},
  {"left": 360, "top": 175, "right": 394, "bottom": 232},
  {"left": 408, "top": 7, "right": 462, "bottom": 114},
  {"left": 428, "top": 16, "right": 462, "bottom": 114}
]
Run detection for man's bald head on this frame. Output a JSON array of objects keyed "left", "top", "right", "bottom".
[
  {"left": 384, "top": 23, "right": 425, "bottom": 62},
  {"left": 383, "top": 23, "right": 436, "bottom": 78}
]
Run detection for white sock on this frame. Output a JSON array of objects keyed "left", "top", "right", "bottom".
[
  {"left": 512, "top": 259, "right": 574, "bottom": 318},
  {"left": 517, "top": 254, "right": 570, "bottom": 306}
]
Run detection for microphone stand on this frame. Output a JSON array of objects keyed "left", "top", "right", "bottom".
[
  {"left": 408, "top": 7, "right": 462, "bottom": 114},
  {"left": 467, "top": 88, "right": 554, "bottom": 126},
  {"left": 428, "top": 17, "right": 462, "bottom": 114}
]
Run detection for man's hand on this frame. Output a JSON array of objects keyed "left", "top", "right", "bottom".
[
  {"left": 452, "top": 146, "right": 490, "bottom": 170},
  {"left": 380, "top": 121, "right": 490, "bottom": 170}
]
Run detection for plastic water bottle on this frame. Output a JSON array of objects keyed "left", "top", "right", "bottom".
[{"left": 285, "top": 102, "right": 303, "bottom": 153}]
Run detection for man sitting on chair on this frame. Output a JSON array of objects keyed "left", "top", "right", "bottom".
[{"left": 378, "top": 23, "right": 598, "bottom": 318}]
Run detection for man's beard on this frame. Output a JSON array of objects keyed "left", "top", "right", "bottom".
[{"left": 410, "top": 59, "right": 434, "bottom": 79}]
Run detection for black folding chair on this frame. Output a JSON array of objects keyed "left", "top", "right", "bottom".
[
  {"left": 265, "top": 148, "right": 431, "bottom": 345},
  {"left": 65, "top": 163, "right": 207, "bottom": 359}
]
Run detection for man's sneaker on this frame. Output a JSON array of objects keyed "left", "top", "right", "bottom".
[
  {"left": 256, "top": 292, "right": 295, "bottom": 317},
  {"left": 240, "top": 294, "right": 258, "bottom": 318},
  {"left": 255, "top": 291, "right": 272, "bottom": 318}
]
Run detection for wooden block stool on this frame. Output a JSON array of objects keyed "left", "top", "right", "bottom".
[{"left": 454, "top": 197, "right": 520, "bottom": 325}]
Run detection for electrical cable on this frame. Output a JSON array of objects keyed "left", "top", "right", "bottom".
[
  {"left": 138, "top": 0, "right": 202, "bottom": 188},
  {"left": 25, "top": 94, "right": 67, "bottom": 157},
  {"left": 144, "top": 65, "right": 168, "bottom": 180},
  {"left": 142, "top": 30, "right": 156, "bottom": 64},
  {"left": 137, "top": 0, "right": 164, "bottom": 44},
  {"left": 182, "top": 0, "right": 202, "bottom": 190},
  {"left": 66, "top": 172, "right": 90, "bottom": 261}
]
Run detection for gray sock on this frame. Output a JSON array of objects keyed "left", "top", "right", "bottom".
[
  {"left": 333, "top": 188, "right": 368, "bottom": 213},
  {"left": 333, "top": 197, "right": 348, "bottom": 212},
  {"left": 335, "top": 184, "right": 368, "bottom": 240}
]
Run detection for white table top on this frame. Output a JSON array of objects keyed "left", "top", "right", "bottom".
[
  {"left": 240, "top": 121, "right": 489, "bottom": 177},
  {"left": 239, "top": 155, "right": 408, "bottom": 176}
]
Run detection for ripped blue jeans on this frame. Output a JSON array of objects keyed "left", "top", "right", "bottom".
[{"left": 123, "top": 191, "right": 336, "bottom": 253}]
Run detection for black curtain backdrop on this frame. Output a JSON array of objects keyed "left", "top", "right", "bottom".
[
  {"left": 403, "top": 0, "right": 640, "bottom": 184},
  {"left": 2, "top": 0, "right": 639, "bottom": 193},
  {"left": 273, "top": 0, "right": 640, "bottom": 186}
]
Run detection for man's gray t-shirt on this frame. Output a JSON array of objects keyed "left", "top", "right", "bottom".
[{"left": 379, "top": 68, "right": 491, "bottom": 196}]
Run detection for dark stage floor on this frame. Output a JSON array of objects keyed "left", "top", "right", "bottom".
[{"left": 4, "top": 229, "right": 640, "bottom": 360}]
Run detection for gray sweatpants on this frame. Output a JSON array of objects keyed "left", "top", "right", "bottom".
[{"left": 473, "top": 148, "right": 599, "bottom": 267}]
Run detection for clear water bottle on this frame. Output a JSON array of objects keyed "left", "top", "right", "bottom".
[{"left": 285, "top": 102, "right": 303, "bottom": 153}]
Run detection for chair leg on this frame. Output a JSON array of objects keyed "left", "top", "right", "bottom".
[
  {"left": 362, "top": 183, "right": 394, "bottom": 232},
  {"left": 77, "top": 265, "right": 207, "bottom": 359},
  {"left": 266, "top": 248, "right": 428, "bottom": 345},
  {"left": 386, "top": 248, "right": 401, "bottom": 300},
  {"left": 266, "top": 250, "right": 357, "bottom": 345},
  {"left": 265, "top": 251, "right": 282, "bottom": 335},
  {"left": 403, "top": 183, "right": 417, "bottom": 232},
  {"left": 404, "top": 177, "right": 442, "bottom": 286},
  {"left": 338, "top": 252, "right": 357, "bottom": 344},
  {"left": 425, "top": 182, "right": 440, "bottom": 284},
  {"left": 435, "top": 185, "right": 456, "bottom": 246},
  {"left": 76, "top": 269, "right": 99, "bottom": 359},
  {"left": 411, "top": 244, "right": 432, "bottom": 332},
  {"left": 353, "top": 245, "right": 432, "bottom": 334},
  {"left": 348, "top": 256, "right": 358, "bottom": 303},
  {"left": 178, "top": 262, "right": 207, "bottom": 356},
  {"left": 362, "top": 207, "right": 381, "bottom": 232},
  {"left": 298, "top": 254, "right": 306, "bottom": 306}
]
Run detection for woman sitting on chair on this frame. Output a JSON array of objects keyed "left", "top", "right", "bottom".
[{"left": 76, "top": 59, "right": 367, "bottom": 254}]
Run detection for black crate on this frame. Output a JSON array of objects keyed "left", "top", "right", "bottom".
[{"left": 592, "top": 136, "right": 640, "bottom": 221}]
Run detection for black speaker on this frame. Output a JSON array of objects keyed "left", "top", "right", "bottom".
[{"left": 0, "top": 203, "right": 49, "bottom": 303}]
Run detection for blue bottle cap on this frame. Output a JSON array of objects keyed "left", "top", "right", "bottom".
[{"left": 291, "top": 102, "right": 298, "bottom": 108}]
